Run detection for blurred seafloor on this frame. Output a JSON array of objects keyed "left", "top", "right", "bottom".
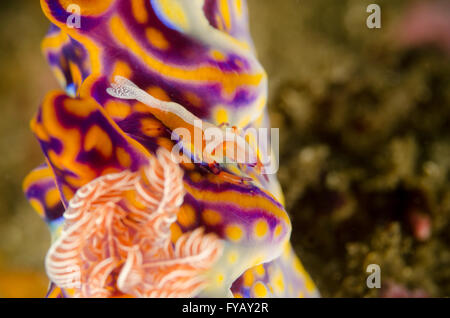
[{"left": 0, "top": 0, "right": 449, "bottom": 297}]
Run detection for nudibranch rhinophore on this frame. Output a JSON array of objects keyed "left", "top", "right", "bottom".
[{"left": 24, "top": 0, "right": 319, "bottom": 298}]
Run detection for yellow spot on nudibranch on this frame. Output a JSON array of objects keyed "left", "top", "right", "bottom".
[
  {"left": 274, "top": 224, "right": 283, "bottom": 238},
  {"left": 214, "top": 107, "right": 229, "bottom": 125},
  {"left": 273, "top": 270, "right": 285, "bottom": 293},
  {"left": 254, "top": 220, "right": 269, "bottom": 239},
  {"left": 255, "top": 264, "right": 265, "bottom": 277},
  {"left": 84, "top": 125, "right": 113, "bottom": 158},
  {"left": 105, "top": 100, "right": 131, "bottom": 120},
  {"left": 116, "top": 147, "right": 132, "bottom": 168},
  {"left": 170, "top": 223, "right": 182, "bottom": 243},
  {"left": 147, "top": 86, "right": 171, "bottom": 102},
  {"left": 243, "top": 270, "right": 254, "bottom": 287},
  {"left": 156, "top": 0, "right": 189, "bottom": 30},
  {"left": 225, "top": 224, "right": 244, "bottom": 242},
  {"left": 216, "top": 273, "right": 225, "bottom": 285},
  {"left": 252, "top": 282, "right": 268, "bottom": 298},
  {"left": 202, "top": 209, "right": 222, "bottom": 226},
  {"left": 227, "top": 250, "right": 238, "bottom": 264},
  {"left": 177, "top": 205, "right": 197, "bottom": 227},
  {"left": 45, "top": 188, "right": 61, "bottom": 208},
  {"left": 131, "top": 0, "right": 149, "bottom": 24},
  {"left": 211, "top": 50, "right": 227, "bottom": 62},
  {"left": 146, "top": 27, "right": 170, "bottom": 50},
  {"left": 111, "top": 61, "right": 133, "bottom": 81}
]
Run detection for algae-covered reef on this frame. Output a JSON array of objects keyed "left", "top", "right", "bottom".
[{"left": 250, "top": 0, "right": 450, "bottom": 297}]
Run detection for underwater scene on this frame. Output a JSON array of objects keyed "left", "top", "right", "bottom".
[{"left": 0, "top": 0, "right": 449, "bottom": 298}]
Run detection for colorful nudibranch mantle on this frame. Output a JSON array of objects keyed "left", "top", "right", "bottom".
[{"left": 24, "top": 0, "right": 319, "bottom": 298}]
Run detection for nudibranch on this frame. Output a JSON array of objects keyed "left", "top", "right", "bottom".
[{"left": 24, "top": 0, "right": 319, "bottom": 298}]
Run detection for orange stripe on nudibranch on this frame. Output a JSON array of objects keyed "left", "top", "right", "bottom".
[
  {"left": 219, "top": 0, "right": 232, "bottom": 31},
  {"left": 108, "top": 16, "right": 264, "bottom": 93},
  {"left": 22, "top": 166, "right": 55, "bottom": 191},
  {"left": 41, "top": 30, "right": 70, "bottom": 51},
  {"left": 184, "top": 183, "right": 291, "bottom": 225},
  {"left": 235, "top": 0, "right": 243, "bottom": 17}
]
